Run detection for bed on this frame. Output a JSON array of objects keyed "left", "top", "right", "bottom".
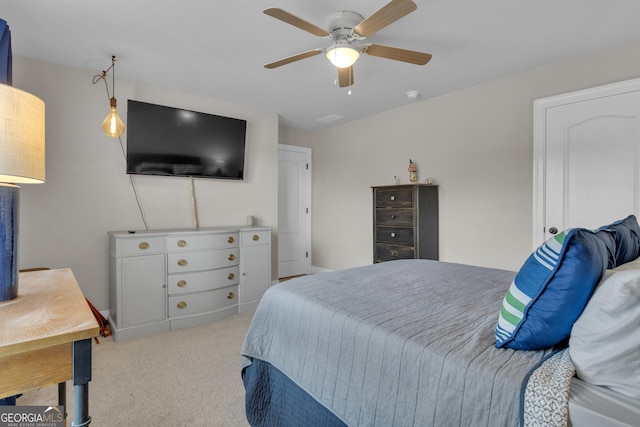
[{"left": 241, "top": 217, "right": 640, "bottom": 427}]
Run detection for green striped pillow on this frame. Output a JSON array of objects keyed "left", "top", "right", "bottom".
[{"left": 495, "top": 228, "right": 613, "bottom": 350}]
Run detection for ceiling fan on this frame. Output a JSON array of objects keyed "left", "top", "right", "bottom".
[{"left": 263, "top": 0, "right": 432, "bottom": 88}]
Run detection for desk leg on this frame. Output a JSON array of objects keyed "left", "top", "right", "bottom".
[
  {"left": 58, "top": 382, "right": 66, "bottom": 422},
  {"left": 72, "top": 339, "right": 92, "bottom": 427}
]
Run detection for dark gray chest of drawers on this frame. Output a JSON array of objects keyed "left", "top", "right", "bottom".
[{"left": 372, "top": 184, "right": 438, "bottom": 263}]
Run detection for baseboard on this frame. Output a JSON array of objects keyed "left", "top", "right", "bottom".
[{"left": 311, "top": 265, "right": 332, "bottom": 274}]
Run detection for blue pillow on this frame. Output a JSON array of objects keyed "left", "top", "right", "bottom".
[
  {"left": 495, "top": 228, "right": 614, "bottom": 350},
  {"left": 601, "top": 215, "right": 640, "bottom": 267}
]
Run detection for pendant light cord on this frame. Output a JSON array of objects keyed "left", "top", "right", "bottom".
[
  {"left": 121, "top": 135, "right": 150, "bottom": 231},
  {"left": 92, "top": 55, "right": 115, "bottom": 101},
  {"left": 93, "top": 56, "right": 150, "bottom": 231}
]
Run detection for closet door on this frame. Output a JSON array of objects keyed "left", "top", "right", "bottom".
[
  {"left": 533, "top": 78, "right": 640, "bottom": 247},
  {"left": 278, "top": 144, "right": 311, "bottom": 278}
]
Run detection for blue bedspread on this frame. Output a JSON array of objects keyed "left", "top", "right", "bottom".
[{"left": 241, "top": 260, "right": 553, "bottom": 426}]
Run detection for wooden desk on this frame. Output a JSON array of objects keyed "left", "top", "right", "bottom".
[{"left": 0, "top": 268, "right": 100, "bottom": 426}]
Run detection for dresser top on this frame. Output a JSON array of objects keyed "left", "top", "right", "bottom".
[
  {"left": 371, "top": 183, "right": 438, "bottom": 189},
  {"left": 108, "top": 226, "right": 271, "bottom": 237}
]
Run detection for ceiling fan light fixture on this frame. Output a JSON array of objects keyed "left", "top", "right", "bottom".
[{"left": 326, "top": 44, "right": 360, "bottom": 68}]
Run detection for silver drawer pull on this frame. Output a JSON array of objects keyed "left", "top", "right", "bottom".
[
  {"left": 391, "top": 215, "right": 396, "bottom": 219},
  {"left": 390, "top": 195, "right": 396, "bottom": 201},
  {"left": 390, "top": 232, "right": 396, "bottom": 238}
]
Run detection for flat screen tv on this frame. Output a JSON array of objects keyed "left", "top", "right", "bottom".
[{"left": 126, "top": 100, "right": 247, "bottom": 180}]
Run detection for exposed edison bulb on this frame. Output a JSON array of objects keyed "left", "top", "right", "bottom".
[{"left": 102, "top": 97, "right": 125, "bottom": 137}]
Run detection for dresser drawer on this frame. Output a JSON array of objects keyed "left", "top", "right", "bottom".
[
  {"left": 168, "top": 265, "right": 239, "bottom": 295},
  {"left": 375, "top": 243, "right": 415, "bottom": 261},
  {"left": 167, "top": 232, "right": 239, "bottom": 252},
  {"left": 240, "top": 229, "right": 271, "bottom": 246},
  {"left": 375, "top": 208, "right": 414, "bottom": 226},
  {"left": 375, "top": 226, "right": 414, "bottom": 245},
  {"left": 169, "top": 286, "right": 238, "bottom": 317},
  {"left": 375, "top": 188, "right": 414, "bottom": 207},
  {"left": 167, "top": 247, "right": 240, "bottom": 273},
  {"left": 118, "top": 236, "right": 165, "bottom": 256}
]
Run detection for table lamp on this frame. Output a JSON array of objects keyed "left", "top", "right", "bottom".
[{"left": 0, "top": 83, "right": 45, "bottom": 301}]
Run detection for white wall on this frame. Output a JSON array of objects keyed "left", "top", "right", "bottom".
[
  {"left": 13, "top": 56, "right": 279, "bottom": 310},
  {"left": 13, "top": 38, "right": 640, "bottom": 310},
  {"left": 281, "top": 40, "right": 640, "bottom": 272}
]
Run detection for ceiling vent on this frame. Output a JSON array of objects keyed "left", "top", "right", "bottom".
[{"left": 316, "top": 114, "right": 344, "bottom": 124}]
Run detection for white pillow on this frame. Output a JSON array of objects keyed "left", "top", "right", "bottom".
[{"left": 569, "top": 258, "right": 640, "bottom": 399}]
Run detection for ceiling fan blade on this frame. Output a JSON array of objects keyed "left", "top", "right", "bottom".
[
  {"left": 354, "top": 0, "right": 417, "bottom": 38},
  {"left": 338, "top": 66, "right": 354, "bottom": 88},
  {"left": 264, "top": 8, "right": 330, "bottom": 38},
  {"left": 264, "top": 50, "right": 322, "bottom": 69},
  {"left": 363, "top": 44, "right": 432, "bottom": 65}
]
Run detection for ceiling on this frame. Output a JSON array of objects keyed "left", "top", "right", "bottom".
[{"left": 3, "top": 0, "right": 640, "bottom": 130}]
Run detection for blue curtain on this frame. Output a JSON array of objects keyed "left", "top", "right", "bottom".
[
  {"left": 0, "top": 17, "right": 17, "bottom": 406},
  {"left": 0, "top": 19, "right": 12, "bottom": 85}
]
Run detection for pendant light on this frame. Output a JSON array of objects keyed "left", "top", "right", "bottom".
[
  {"left": 102, "top": 96, "right": 124, "bottom": 137},
  {"left": 93, "top": 56, "right": 125, "bottom": 138}
]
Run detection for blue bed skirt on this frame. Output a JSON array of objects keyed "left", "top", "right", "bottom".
[{"left": 242, "top": 358, "right": 347, "bottom": 427}]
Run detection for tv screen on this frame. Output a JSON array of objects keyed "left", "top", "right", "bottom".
[{"left": 126, "top": 100, "right": 247, "bottom": 180}]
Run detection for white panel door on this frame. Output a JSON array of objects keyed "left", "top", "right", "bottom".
[
  {"left": 533, "top": 78, "right": 640, "bottom": 247},
  {"left": 278, "top": 144, "right": 311, "bottom": 278}
]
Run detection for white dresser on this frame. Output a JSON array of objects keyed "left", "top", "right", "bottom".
[{"left": 109, "top": 226, "right": 271, "bottom": 341}]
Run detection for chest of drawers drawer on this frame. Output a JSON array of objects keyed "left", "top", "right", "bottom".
[
  {"left": 375, "top": 208, "right": 414, "bottom": 226},
  {"left": 169, "top": 285, "right": 238, "bottom": 317},
  {"left": 167, "top": 248, "right": 240, "bottom": 273},
  {"left": 375, "top": 226, "right": 414, "bottom": 245},
  {"left": 167, "top": 232, "right": 239, "bottom": 251},
  {"left": 116, "top": 236, "right": 166, "bottom": 256},
  {"left": 375, "top": 188, "right": 414, "bottom": 207},
  {"left": 168, "top": 265, "right": 239, "bottom": 295},
  {"left": 240, "top": 229, "right": 271, "bottom": 246},
  {"left": 375, "top": 243, "right": 415, "bottom": 262}
]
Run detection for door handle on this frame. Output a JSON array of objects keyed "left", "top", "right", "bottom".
[{"left": 548, "top": 227, "right": 558, "bottom": 235}]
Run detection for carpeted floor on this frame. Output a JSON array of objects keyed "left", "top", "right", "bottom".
[{"left": 17, "top": 311, "right": 255, "bottom": 426}]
